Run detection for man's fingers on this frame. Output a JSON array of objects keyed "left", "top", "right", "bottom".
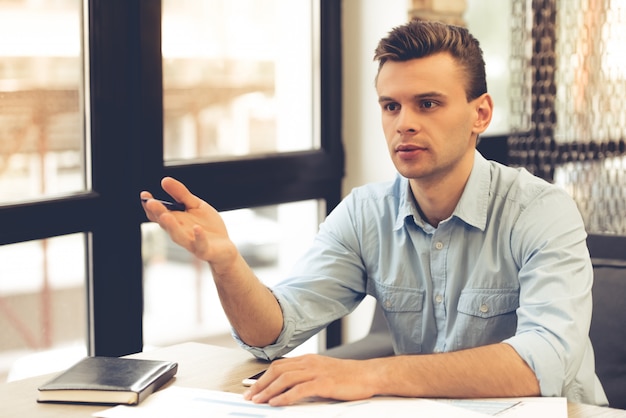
[
  {"left": 140, "top": 192, "right": 167, "bottom": 222},
  {"left": 160, "top": 176, "right": 203, "bottom": 210},
  {"left": 245, "top": 357, "right": 321, "bottom": 406},
  {"left": 249, "top": 372, "right": 305, "bottom": 405},
  {"left": 266, "top": 381, "right": 317, "bottom": 407}
]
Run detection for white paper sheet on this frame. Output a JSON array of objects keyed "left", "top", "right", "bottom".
[
  {"left": 93, "top": 386, "right": 566, "bottom": 418},
  {"left": 437, "top": 397, "right": 567, "bottom": 418},
  {"left": 94, "top": 387, "right": 337, "bottom": 418}
]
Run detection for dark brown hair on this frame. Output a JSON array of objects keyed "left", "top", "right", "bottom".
[{"left": 374, "top": 19, "right": 488, "bottom": 101}]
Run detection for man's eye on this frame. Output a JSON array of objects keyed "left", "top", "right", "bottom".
[
  {"left": 421, "top": 100, "right": 437, "bottom": 109},
  {"left": 385, "top": 103, "right": 400, "bottom": 111}
]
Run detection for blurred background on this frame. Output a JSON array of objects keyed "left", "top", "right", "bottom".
[{"left": 1, "top": 0, "right": 624, "bottom": 383}]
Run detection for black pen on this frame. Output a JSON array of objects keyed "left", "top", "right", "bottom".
[{"left": 141, "top": 198, "right": 186, "bottom": 211}]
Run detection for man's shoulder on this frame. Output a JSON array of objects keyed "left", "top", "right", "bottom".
[
  {"left": 339, "top": 176, "right": 409, "bottom": 223},
  {"left": 348, "top": 175, "right": 404, "bottom": 201},
  {"left": 488, "top": 160, "right": 568, "bottom": 204}
]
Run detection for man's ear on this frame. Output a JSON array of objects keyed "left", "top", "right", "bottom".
[{"left": 472, "top": 93, "right": 493, "bottom": 134}]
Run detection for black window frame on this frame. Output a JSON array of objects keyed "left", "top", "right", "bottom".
[{"left": 0, "top": 0, "right": 343, "bottom": 356}]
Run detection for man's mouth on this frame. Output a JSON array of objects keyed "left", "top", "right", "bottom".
[
  {"left": 393, "top": 143, "right": 428, "bottom": 161},
  {"left": 396, "top": 144, "right": 426, "bottom": 153}
]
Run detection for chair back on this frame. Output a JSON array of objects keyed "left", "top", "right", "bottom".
[{"left": 587, "top": 233, "right": 626, "bottom": 409}]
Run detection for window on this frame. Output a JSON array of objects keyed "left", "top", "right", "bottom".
[
  {"left": 554, "top": 0, "right": 626, "bottom": 145},
  {"left": 504, "top": 0, "right": 626, "bottom": 234},
  {"left": 0, "top": 0, "right": 85, "bottom": 204},
  {"left": 142, "top": 200, "right": 322, "bottom": 356},
  {"left": 162, "top": 0, "right": 319, "bottom": 160},
  {"left": 0, "top": 0, "right": 342, "bottom": 380}
]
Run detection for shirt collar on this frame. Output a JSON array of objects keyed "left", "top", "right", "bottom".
[
  {"left": 453, "top": 150, "right": 490, "bottom": 231},
  {"left": 394, "top": 150, "right": 490, "bottom": 231},
  {"left": 394, "top": 177, "right": 419, "bottom": 231}
]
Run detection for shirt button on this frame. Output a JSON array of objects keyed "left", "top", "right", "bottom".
[
  {"left": 435, "top": 294, "right": 443, "bottom": 303},
  {"left": 434, "top": 241, "right": 444, "bottom": 250},
  {"left": 480, "top": 304, "right": 489, "bottom": 313},
  {"left": 384, "top": 300, "right": 392, "bottom": 309}
]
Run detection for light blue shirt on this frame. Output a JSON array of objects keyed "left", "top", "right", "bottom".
[{"left": 236, "top": 151, "right": 608, "bottom": 406}]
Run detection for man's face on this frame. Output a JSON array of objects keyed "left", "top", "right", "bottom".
[{"left": 376, "top": 52, "right": 491, "bottom": 186}]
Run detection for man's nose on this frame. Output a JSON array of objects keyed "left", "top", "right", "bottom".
[{"left": 396, "top": 108, "right": 419, "bottom": 134}]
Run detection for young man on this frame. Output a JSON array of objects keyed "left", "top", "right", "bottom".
[{"left": 141, "top": 20, "right": 608, "bottom": 406}]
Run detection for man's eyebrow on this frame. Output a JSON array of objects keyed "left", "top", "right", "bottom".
[
  {"left": 414, "top": 92, "right": 447, "bottom": 100},
  {"left": 378, "top": 92, "right": 447, "bottom": 103}
]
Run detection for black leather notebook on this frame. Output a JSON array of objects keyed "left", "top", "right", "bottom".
[{"left": 37, "top": 356, "right": 178, "bottom": 405}]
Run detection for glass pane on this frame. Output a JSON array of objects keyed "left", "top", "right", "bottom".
[
  {"left": 465, "top": 0, "right": 513, "bottom": 135},
  {"left": 0, "top": 0, "right": 86, "bottom": 205},
  {"left": 0, "top": 234, "right": 87, "bottom": 382},
  {"left": 554, "top": 155, "right": 626, "bottom": 234},
  {"left": 142, "top": 200, "right": 322, "bottom": 355},
  {"left": 162, "top": 0, "right": 318, "bottom": 161},
  {"left": 554, "top": 0, "right": 626, "bottom": 144}
]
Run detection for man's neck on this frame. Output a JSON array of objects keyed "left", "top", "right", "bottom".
[{"left": 408, "top": 156, "right": 474, "bottom": 228}]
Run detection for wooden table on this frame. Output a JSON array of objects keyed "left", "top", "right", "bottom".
[{"left": 0, "top": 342, "right": 624, "bottom": 417}]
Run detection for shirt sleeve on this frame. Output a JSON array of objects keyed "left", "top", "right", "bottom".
[
  {"left": 233, "top": 193, "right": 369, "bottom": 360},
  {"left": 502, "top": 184, "right": 594, "bottom": 400}
]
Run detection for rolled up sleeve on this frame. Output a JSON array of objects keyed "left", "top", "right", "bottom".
[
  {"left": 231, "top": 290, "right": 299, "bottom": 361},
  {"left": 503, "top": 186, "right": 605, "bottom": 404}
]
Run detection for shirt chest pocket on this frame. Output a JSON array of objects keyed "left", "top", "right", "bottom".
[
  {"left": 373, "top": 282, "right": 425, "bottom": 354},
  {"left": 455, "top": 289, "right": 519, "bottom": 350}
]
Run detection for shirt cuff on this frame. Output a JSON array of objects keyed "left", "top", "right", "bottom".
[
  {"left": 503, "top": 332, "right": 564, "bottom": 397},
  {"left": 231, "top": 291, "right": 299, "bottom": 361}
]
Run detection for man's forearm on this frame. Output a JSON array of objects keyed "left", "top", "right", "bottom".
[
  {"left": 210, "top": 253, "right": 284, "bottom": 347},
  {"left": 369, "top": 343, "right": 540, "bottom": 398}
]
